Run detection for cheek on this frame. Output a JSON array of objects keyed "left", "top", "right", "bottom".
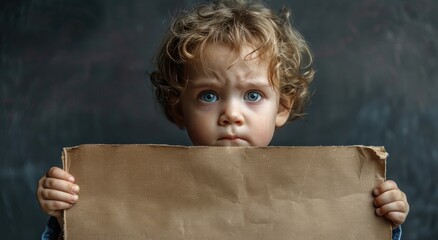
[
  {"left": 183, "top": 106, "right": 217, "bottom": 145},
  {"left": 185, "top": 105, "right": 216, "bottom": 126},
  {"left": 249, "top": 106, "right": 278, "bottom": 146},
  {"left": 254, "top": 119, "right": 276, "bottom": 146}
]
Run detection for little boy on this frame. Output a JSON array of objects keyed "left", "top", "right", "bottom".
[{"left": 37, "top": 0, "right": 409, "bottom": 239}]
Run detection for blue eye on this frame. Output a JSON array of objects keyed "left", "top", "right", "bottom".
[
  {"left": 244, "top": 91, "right": 262, "bottom": 102},
  {"left": 199, "top": 91, "right": 218, "bottom": 103}
]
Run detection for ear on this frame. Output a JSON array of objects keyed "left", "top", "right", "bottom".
[
  {"left": 168, "top": 95, "right": 186, "bottom": 129},
  {"left": 275, "top": 98, "right": 293, "bottom": 127}
]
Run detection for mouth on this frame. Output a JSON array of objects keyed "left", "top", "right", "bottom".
[
  {"left": 216, "top": 135, "right": 250, "bottom": 146},
  {"left": 219, "top": 135, "right": 241, "bottom": 140},
  {"left": 217, "top": 135, "right": 248, "bottom": 143}
]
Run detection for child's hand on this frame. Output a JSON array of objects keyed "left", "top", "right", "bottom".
[
  {"left": 36, "top": 167, "right": 80, "bottom": 221},
  {"left": 373, "top": 180, "right": 409, "bottom": 228}
]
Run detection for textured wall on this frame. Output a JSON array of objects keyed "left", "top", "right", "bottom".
[{"left": 1, "top": 0, "right": 437, "bottom": 239}]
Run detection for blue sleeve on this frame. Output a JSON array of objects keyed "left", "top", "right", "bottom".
[
  {"left": 41, "top": 216, "right": 61, "bottom": 240},
  {"left": 392, "top": 225, "right": 402, "bottom": 240}
]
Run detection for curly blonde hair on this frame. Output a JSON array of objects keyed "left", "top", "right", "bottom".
[{"left": 150, "top": 0, "right": 315, "bottom": 123}]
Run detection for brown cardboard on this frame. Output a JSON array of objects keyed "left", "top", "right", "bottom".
[{"left": 62, "top": 144, "right": 392, "bottom": 239}]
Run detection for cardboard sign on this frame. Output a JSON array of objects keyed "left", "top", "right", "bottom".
[{"left": 62, "top": 145, "right": 392, "bottom": 239}]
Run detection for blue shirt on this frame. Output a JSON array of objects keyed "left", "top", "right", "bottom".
[
  {"left": 41, "top": 216, "right": 62, "bottom": 240},
  {"left": 42, "top": 216, "right": 402, "bottom": 239}
]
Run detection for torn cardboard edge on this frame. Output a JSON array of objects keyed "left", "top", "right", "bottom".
[{"left": 61, "top": 144, "right": 391, "bottom": 240}]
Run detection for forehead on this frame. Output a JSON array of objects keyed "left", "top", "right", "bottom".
[
  {"left": 181, "top": 45, "right": 279, "bottom": 94},
  {"left": 188, "top": 44, "right": 268, "bottom": 76}
]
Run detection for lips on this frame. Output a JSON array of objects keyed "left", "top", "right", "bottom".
[
  {"left": 218, "top": 135, "right": 248, "bottom": 143},
  {"left": 216, "top": 135, "right": 250, "bottom": 146},
  {"left": 219, "top": 135, "right": 240, "bottom": 140}
]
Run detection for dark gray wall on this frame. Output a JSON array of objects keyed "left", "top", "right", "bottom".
[{"left": 1, "top": 0, "right": 437, "bottom": 238}]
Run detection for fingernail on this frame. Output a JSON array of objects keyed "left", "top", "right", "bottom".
[
  {"left": 376, "top": 208, "right": 382, "bottom": 215},
  {"left": 373, "top": 188, "right": 379, "bottom": 196},
  {"left": 72, "top": 185, "right": 80, "bottom": 193},
  {"left": 69, "top": 176, "right": 75, "bottom": 182},
  {"left": 72, "top": 195, "right": 79, "bottom": 202}
]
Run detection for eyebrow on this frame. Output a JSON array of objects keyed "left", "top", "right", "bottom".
[
  {"left": 237, "top": 81, "right": 271, "bottom": 88},
  {"left": 188, "top": 79, "right": 272, "bottom": 89},
  {"left": 188, "top": 80, "right": 221, "bottom": 89}
]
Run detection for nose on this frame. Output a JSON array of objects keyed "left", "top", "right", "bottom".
[{"left": 218, "top": 100, "right": 244, "bottom": 126}]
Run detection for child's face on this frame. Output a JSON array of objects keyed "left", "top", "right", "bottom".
[{"left": 171, "top": 44, "right": 291, "bottom": 147}]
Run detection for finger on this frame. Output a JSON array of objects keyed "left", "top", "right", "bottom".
[
  {"left": 42, "top": 177, "right": 80, "bottom": 194},
  {"left": 40, "top": 189, "right": 79, "bottom": 204},
  {"left": 373, "top": 180, "right": 398, "bottom": 196},
  {"left": 376, "top": 201, "right": 408, "bottom": 216},
  {"left": 42, "top": 200, "right": 75, "bottom": 212},
  {"left": 46, "top": 167, "right": 75, "bottom": 182},
  {"left": 384, "top": 211, "right": 407, "bottom": 227},
  {"left": 374, "top": 189, "right": 406, "bottom": 207}
]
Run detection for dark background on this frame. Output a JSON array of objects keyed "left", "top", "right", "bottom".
[{"left": 1, "top": 0, "right": 437, "bottom": 239}]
